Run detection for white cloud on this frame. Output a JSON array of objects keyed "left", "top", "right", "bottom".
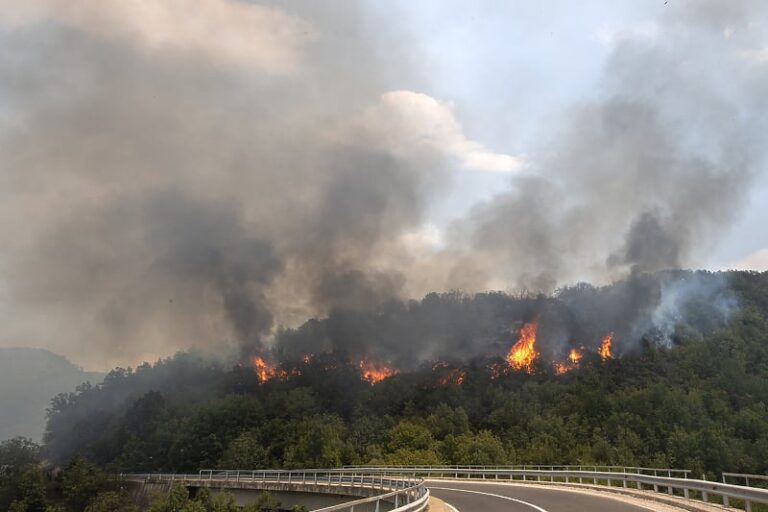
[
  {"left": 0, "top": 0, "right": 313, "bottom": 73},
  {"left": 726, "top": 248, "right": 768, "bottom": 271},
  {"left": 359, "top": 90, "right": 525, "bottom": 173}
]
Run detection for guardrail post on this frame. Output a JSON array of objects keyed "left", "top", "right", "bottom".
[
  {"left": 746, "top": 500, "right": 752, "bottom": 512},
  {"left": 653, "top": 470, "right": 658, "bottom": 492},
  {"left": 719, "top": 475, "right": 730, "bottom": 507}
]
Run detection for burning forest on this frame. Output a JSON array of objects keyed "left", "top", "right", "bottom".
[
  {"left": 240, "top": 270, "right": 734, "bottom": 387},
  {"left": 2, "top": 1, "right": 768, "bottom": 510},
  {"left": 247, "top": 318, "right": 613, "bottom": 386}
]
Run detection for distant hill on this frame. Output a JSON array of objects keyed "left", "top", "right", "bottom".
[{"left": 0, "top": 347, "right": 104, "bottom": 442}]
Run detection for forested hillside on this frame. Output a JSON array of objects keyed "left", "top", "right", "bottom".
[{"left": 37, "top": 271, "right": 768, "bottom": 479}]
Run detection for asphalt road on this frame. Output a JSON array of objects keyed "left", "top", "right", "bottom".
[{"left": 427, "top": 480, "right": 658, "bottom": 512}]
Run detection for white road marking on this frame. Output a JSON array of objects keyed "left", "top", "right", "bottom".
[
  {"left": 426, "top": 479, "right": 661, "bottom": 511},
  {"left": 430, "top": 486, "right": 550, "bottom": 512}
]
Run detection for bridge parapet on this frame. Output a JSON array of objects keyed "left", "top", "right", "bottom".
[
  {"left": 343, "top": 465, "right": 768, "bottom": 512},
  {"left": 122, "top": 470, "right": 429, "bottom": 512}
]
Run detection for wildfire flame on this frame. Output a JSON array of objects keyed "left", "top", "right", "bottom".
[
  {"left": 433, "top": 362, "right": 466, "bottom": 386},
  {"left": 553, "top": 347, "right": 583, "bottom": 375},
  {"left": 488, "top": 362, "right": 507, "bottom": 379},
  {"left": 506, "top": 322, "right": 539, "bottom": 373},
  {"left": 568, "top": 347, "right": 583, "bottom": 364},
  {"left": 251, "top": 356, "right": 276, "bottom": 383},
  {"left": 599, "top": 333, "right": 613, "bottom": 361},
  {"left": 359, "top": 358, "right": 399, "bottom": 384}
]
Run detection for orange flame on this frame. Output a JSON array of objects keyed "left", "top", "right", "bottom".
[
  {"left": 599, "top": 333, "right": 613, "bottom": 361},
  {"left": 553, "top": 347, "right": 583, "bottom": 375},
  {"left": 359, "top": 358, "right": 399, "bottom": 384},
  {"left": 506, "top": 322, "right": 539, "bottom": 373},
  {"left": 568, "top": 347, "right": 583, "bottom": 364},
  {"left": 278, "top": 368, "right": 301, "bottom": 380},
  {"left": 251, "top": 356, "right": 276, "bottom": 383},
  {"left": 433, "top": 362, "right": 466, "bottom": 386},
  {"left": 488, "top": 362, "right": 507, "bottom": 379}
]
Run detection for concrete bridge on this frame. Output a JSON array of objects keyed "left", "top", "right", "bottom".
[
  {"left": 124, "top": 470, "right": 429, "bottom": 511},
  {"left": 123, "top": 466, "right": 768, "bottom": 512}
]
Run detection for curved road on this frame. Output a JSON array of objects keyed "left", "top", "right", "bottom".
[{"left": 427, "top": 480, "right": 660, "bottom": 512}]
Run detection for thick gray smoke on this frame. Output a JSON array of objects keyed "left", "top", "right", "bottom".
[
  {"left": 0, "top": 2, "right": 441, "bottom": 366},
  {"left": 0, "top": 1, "right": 765, "bottom": 368},
  {"left": 438, "top": 1, "right": 767, "bottom": 294}
]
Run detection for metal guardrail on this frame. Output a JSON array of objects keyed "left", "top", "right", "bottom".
[
  {"left": 122, "top": 470, "right": 429, "bottom": 512},
  {"left": 344, "top": 466, "right": 768, "bottom": 512},
  {"left": 344, "top": 464, "right": 691, "bottom": 477},
  {"left": 724, "top": 472, "right": 768, "bottom": 488}
]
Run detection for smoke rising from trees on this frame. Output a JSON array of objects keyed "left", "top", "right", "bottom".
[{"left": 0, "top": 1, "right": 765, "bottom": 368}]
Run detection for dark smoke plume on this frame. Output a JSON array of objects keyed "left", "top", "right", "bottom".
[{"left": 0, "top": 1, "right": 765, "bottom": 368}]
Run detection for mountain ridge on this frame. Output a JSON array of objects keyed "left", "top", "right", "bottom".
[{"left": 0, "top": 347, "right": 104, "bottom": 441}]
